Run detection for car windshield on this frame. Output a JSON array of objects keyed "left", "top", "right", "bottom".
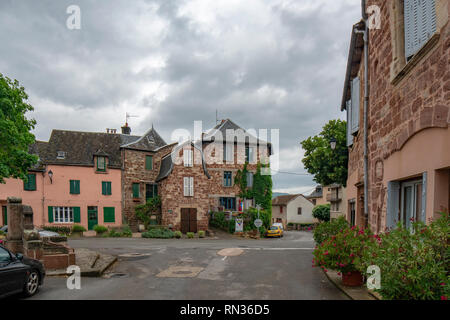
[
  {"left": 270, "top": 226, "right": 279, "bottom": 230},
  {"left": 0, "top": 247, "right": 11, "bottom": 263}
]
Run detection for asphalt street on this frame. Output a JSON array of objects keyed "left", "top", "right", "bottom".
[{"left": 29, "top": 231, "right": 348, "bottom": 300}]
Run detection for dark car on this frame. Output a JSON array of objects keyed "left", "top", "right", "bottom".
[{"left": 0, "top": 245, "right": 45, "bottom": 298}]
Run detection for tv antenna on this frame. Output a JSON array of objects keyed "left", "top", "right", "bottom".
[{"left": 126, "top": 112, "right": 139, "bottom": 124}]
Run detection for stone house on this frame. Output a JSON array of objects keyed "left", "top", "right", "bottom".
[
  {"left": 272, "top": 194, "right": 316, "bottom": 228},
  {"left": 156, "top": 119, "right": 272, "bottom": 233},
  {"left": 305, "top": 184, "right": 347, "bottom": 220},
  {"left": 341, "top": 0, "right": 449, "bottom": 232}
]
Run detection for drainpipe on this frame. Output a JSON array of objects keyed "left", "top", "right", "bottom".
[{"left": 355, "top": 0, "right": 369, "bottom": 227}]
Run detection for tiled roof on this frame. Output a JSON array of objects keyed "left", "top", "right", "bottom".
[{"left": 272, "top": 194, "right": 300, "bottom": 206}]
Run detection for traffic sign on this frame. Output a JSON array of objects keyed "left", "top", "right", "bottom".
[{"left": 254, "top": 219, "right": 263, "bottom": 228}]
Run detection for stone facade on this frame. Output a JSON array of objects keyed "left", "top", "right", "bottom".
[{"left": 344, "top": 1, "right": 450, "bottom": 232}]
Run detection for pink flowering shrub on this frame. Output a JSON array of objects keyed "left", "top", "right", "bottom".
[
  {"left": 358, "top": 212, "right": 449, "bottom": 300},
  {"left": 313, "top": 224, "right": 375, "bottom": 274}
]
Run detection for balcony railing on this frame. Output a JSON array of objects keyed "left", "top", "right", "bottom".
[{"left": 326, "top": 192, "right": 342, "bottom": 202}]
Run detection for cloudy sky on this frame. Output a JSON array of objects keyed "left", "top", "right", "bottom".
[{"left": 0, "top": 0, "right": 361, "bottom": 195}]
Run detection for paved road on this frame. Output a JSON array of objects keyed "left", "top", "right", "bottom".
[{"left": 30, "top": 231, "right": 348, "bottom": 300}]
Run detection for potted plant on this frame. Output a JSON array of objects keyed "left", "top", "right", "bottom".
[
  {"left": 71, "top": 224, "right": 86, "bottom": 237},
  {"left": 313, "top": 225, "right": 375, "bottom": 287}
]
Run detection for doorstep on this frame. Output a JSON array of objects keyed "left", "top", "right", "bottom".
[{"left": 323, "top": 270, "right": 379, "bottom": 300}]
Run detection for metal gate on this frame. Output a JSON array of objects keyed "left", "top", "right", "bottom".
[{"left": 181, "top": 208, "right": 197, "bottom": 233}]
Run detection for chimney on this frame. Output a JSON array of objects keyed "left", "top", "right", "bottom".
[{"left": 121, "top": 123, "right": 131, "bottom": 135}]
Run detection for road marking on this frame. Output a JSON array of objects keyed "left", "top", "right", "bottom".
[
  {"left": 222, "top": 256, "right": 227, "bottom": 261},
  {"left": 240, "top": 247, "right": 314, "bottom": 251}
]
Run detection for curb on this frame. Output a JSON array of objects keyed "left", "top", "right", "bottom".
[{"left": 323, "top": 269, "right": 379, "bottom": 300}]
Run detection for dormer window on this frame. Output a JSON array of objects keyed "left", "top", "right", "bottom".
[
  {"left": 57, "top": 151, "right": 66, "bottom": 159},
  {"left": 97, "top": 156, "right": 106, "bottom": 172}
]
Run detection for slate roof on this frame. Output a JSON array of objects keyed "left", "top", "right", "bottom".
[
  {"left": 120, "top": 127, "right": 167, "bottom": 151},
  {"left": 306, "top": 186, "right": 323, "bottom": 199},
  {"left": 203, "top": 119, "right": 273, "bottom": 155},
  {"left": 272, "top": 194, "right": 301, "bottom": 206}
]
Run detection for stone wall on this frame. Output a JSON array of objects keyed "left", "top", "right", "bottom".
[{"left": 347, "top": 0, "right": 449, "bottom": 231}]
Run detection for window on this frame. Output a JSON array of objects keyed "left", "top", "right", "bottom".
[
  {"left": 53, "top": 207, "right": 74, "bottom": 223},
  {"left": 401, "top": 180, "right": 423, "bottom": 229},
  {"left": 70, "top": 180, "right": 80, "bottom": 194},
  {"left": 404, "top": 0, "right": 436, "bottom": 60},
  {"left": 103, "top": 207, "right": 115, "bottom": 223},
  {"left": 246, "top": 172, "right": 253, "bottom": 187},
  {"left": 57, "top": 151, "right": 66, "bottom": 159},
  {"left": 349, "top": 200, "right": 356, "bottom": 227},
  {"left": 223, "top": 171, "right": 232, "bottom": 187},
  {"left": 280, "top": 206, "right": 283, "bottom": 213},
  {"left": 298, "top": 207, "right": 302, "bottom": 215},
  {"left": 224, "top": 144, "right": 233, "bottom": 162},
  {"left": 245, "top": 146, "right": 254, "bottom": 163},
  {"left": 351, "top": 77, "right": 360, "bottom": 134},
  {"left": 24, "top": 173, "right": 36, "bottom": 191},
  {"left": 183, "top": 177, "right": 194, "bottom": 197},
  {"left": 145, "top": 155, "right": 153, "bottom": 170},
  {"left": 220, "top": 197, "right": 236, "bottom": 210},
  {"left": 183, "top": 149, "right": 193, "bottom": 167},
  {"left": 146, "top": 184, "right": 158, "bottom": 201},
  {"left": 97, "top": 156, "right": 106, "bottom": 171},
  {"left": 102, "top": 181, "right": 112, "bottom": 195},
  {"left": 2, "top": 206, "right": 6, "bottom": 225},
  {"left": 0, "top": 247, "right": 11, "bottom": 263},
  {"left": 132, "top": 183, "right": 140, "bottom": 198}
]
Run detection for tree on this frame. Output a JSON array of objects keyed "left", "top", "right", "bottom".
[
  {"left": 312, "top": 204, "right": 331, "bottom": 222},
  {"left": 252, "top": 162, "right": 272, "bottom": 214},
  {"left": 135, "top": 196, "right": 162, "bottom": 228},
  {"left": 0, "top": 74, "right": 38, "bottom": 183},
  {"left": 300, "top": 119, "right": 348, "bottom": 187}
]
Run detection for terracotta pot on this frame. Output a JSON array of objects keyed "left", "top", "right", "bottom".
[{"left": 342, "top": 271, "right": 364, "bottom": 287}]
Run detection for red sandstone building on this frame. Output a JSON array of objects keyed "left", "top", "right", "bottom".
[{"left": 341, "top": 0, "right": 449, "bottom": 232}]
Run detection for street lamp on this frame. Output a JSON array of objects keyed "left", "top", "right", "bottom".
[
  {"left": 330, "top": 137, "right": 337, "bottom": 150},
  {"left": 48, "top": 170, "right": 53, "bottom": 184}
]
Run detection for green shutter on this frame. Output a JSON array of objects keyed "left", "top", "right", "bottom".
[
  {"left": 104, "top": 207, "right": 115, "bottom": 223},
  {"left": 132, "top": 183, "right": 140, "bottom": 198},
  {"left": 24, "top": 174, "right": 36, "bottom": 191},
  {"left": 146, "top": 156, "right": 153, "bottom": 170},
  {"left": 48, "top": 206, "right": 54, "bottom": 223},
  {"left": 102, "top": 182, "right": 112, "bottom": 195},
  {"left": 73, "top": 207, "right": 81, "bottom": 223},
  {"left": 70, "top": 180, "right": 80, "bottom": 194},
  {"left": 108, "top": 182, "right": 112, "bottom": 195},
  {"left": 2, "top": 206, "right": 7, "bottom": 225},
  {"left": 76, "top": 180, "right": 80, "bottom": 194}
]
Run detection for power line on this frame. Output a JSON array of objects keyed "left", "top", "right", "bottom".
[{"left": 271, "top": 170, "right": 313, "bottom": 176}]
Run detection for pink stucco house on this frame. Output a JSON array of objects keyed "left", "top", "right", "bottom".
[{"left": 0, "top": 131, "right": 123, "bottom": 230}]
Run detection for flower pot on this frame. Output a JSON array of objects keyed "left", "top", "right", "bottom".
[{"left": 342, "top": 271, "right": 363, "bottom": 287}]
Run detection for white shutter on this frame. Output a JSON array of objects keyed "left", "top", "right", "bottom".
[
  {"left": 351, "top": 77, "right": 360, "bottom": 134},
  {"left": 183, "top": 177, "right": 189, "bottom": 196},
  {"left": 189, "top": 177, "right": 194, "bottom": 196},
  {"left": 183, "top": 149, "right": 193, "bottom": 167},
  {"left": 346, "top": 100, "right": 353, "bottom": 147},
  {"left": 226, "top": 144, "right": 233, "bottom": 162}
]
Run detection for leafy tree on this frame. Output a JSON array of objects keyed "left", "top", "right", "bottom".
[
  {"left": 300, "top": 119, "right": 348, "bottom": 187},
  {"left": 135, "top": 196, "right": 161, "bottom": 227},
  {"left": 0, "top": 74, "right": 38, "bottom": 183},
  {"left": 252, "top": 162, "right": 272, "bottom": 214},
  {"left": 312, "top": 204, "right": 331, "bottom": 222}
]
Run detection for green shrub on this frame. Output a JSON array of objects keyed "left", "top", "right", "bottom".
[
  {"left": 357, "top": 213, "right": 450, "bottom": 300},
  {"left": 142, "top": 228, "right": 174, "bottom": 239},
  {"left": 121, "top": 225, "right": 132, "bottom": 237},
  {"left": 186, "top": 232, "right": 194, "bottom": 239},
  {"left": 93, "top": 225, "right": 108, "bottom": 234},
  {"left": 259, "top": 226, "right": 267, "bottom": 237},
  {"left": 312, "top": 204, "right": 331, "bottom": 222},
  {"left": 72, "top": 225, "right": 86, "bottom": 233},
  {"left": 198, "top": 230, "right": 205, "bottom": 238},
  {"left": 0, "top": 230, "right": 5, "bottom": 236},
  {"left": 174, "top": 231, "right": 182, "bottom": 239},
  {"left": 108, "top": 229, "right": 122, "bottom": 237},
  {"left": 313, "top": 225, "right": 375, "bottom": 274},
  {"left": 313, "top": 216, "right": 348, "bottom": 244},
  {"left": 42, "top": 225, "right": 71, "bottom": 235},
  {"left": 287, "top": 222, "right": 294, "bottom": 226}
]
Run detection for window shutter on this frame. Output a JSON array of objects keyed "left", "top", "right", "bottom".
[
  {"left": 104, "top": 207, "right": 115, "bottom": 223},
  {"left": 76, "top": 180, "right": 80, "bottom": 194},
  {"left": 421, "top": 172, "right": 427, "bottom": 223},
  {"left": 405, "top": 0, "right": 437, "bottom": 60},
  {"left": 70, "top": 180, "right": 74, "bottom": 194},
  {"left": 30, "top": 174, "right": 36, "bottom": 190},
  {"left": 48, "top": 206, "right": 54, "bottom": 223},
  {"left": 132, "top": 183, "right": 140, "bottom": 198},
  {"left": 73, "top": 207, "right": 81, "bottom": 223},
  {"left": 351, "top": 77, "right": 360, "bottom": 134},
  {"left": 346, "top": 100, "right": 353, "bottom": 147},
  {"left": 146, "top": 156, "right": 153, "bottom": 170},
  {"left": 387, "top": 181, "right": 400, "bottom": 229},
  {"left": 184, "top": 177, "right": 189, "bottom": 196},
  {"left": 189, "top": 177, "right": 194, "bottom": 196},
  {"left": 184, "top": 149, "right": 193, "bottom": 167},
  {"left": 102, "top": 181, "right": 106, "bottom": 195}
]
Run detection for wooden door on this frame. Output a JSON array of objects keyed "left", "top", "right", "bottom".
[
  {"left": 189, "top": 209, "right": 197, "bottom": 233},
  {"left": 181, "top": 208, "right": 197, "bottom": 233},
  {"left": 87, "top": 206, "right": 98, "bottom": 230},
  {"left": 2, "top": 206, "right": 6, "bottom": 225}
]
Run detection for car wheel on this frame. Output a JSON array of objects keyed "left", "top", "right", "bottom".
[{"left": 23, "top": 270, "right": 40, "bottom": 297}]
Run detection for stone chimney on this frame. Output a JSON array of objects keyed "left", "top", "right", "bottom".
[{"left": 121, "top": 123, "right": 131, "bottom": 135}]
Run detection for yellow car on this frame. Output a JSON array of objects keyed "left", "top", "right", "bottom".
[{"left": 266, "top": 225, "right": 283, "bottom": 238}]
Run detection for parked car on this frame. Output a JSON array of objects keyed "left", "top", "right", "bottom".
[
  {"left": 272, "top": 223, "right": 284, "bottom": 231},
  {"left": 0, "top": 226, "right": 60, "bottom": 238},
  {"left": 266, "top": 225, "right": 283, "bottom": 238},
  {"left": 0, "top": 245, "right": 45, "bottom": 298}
]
